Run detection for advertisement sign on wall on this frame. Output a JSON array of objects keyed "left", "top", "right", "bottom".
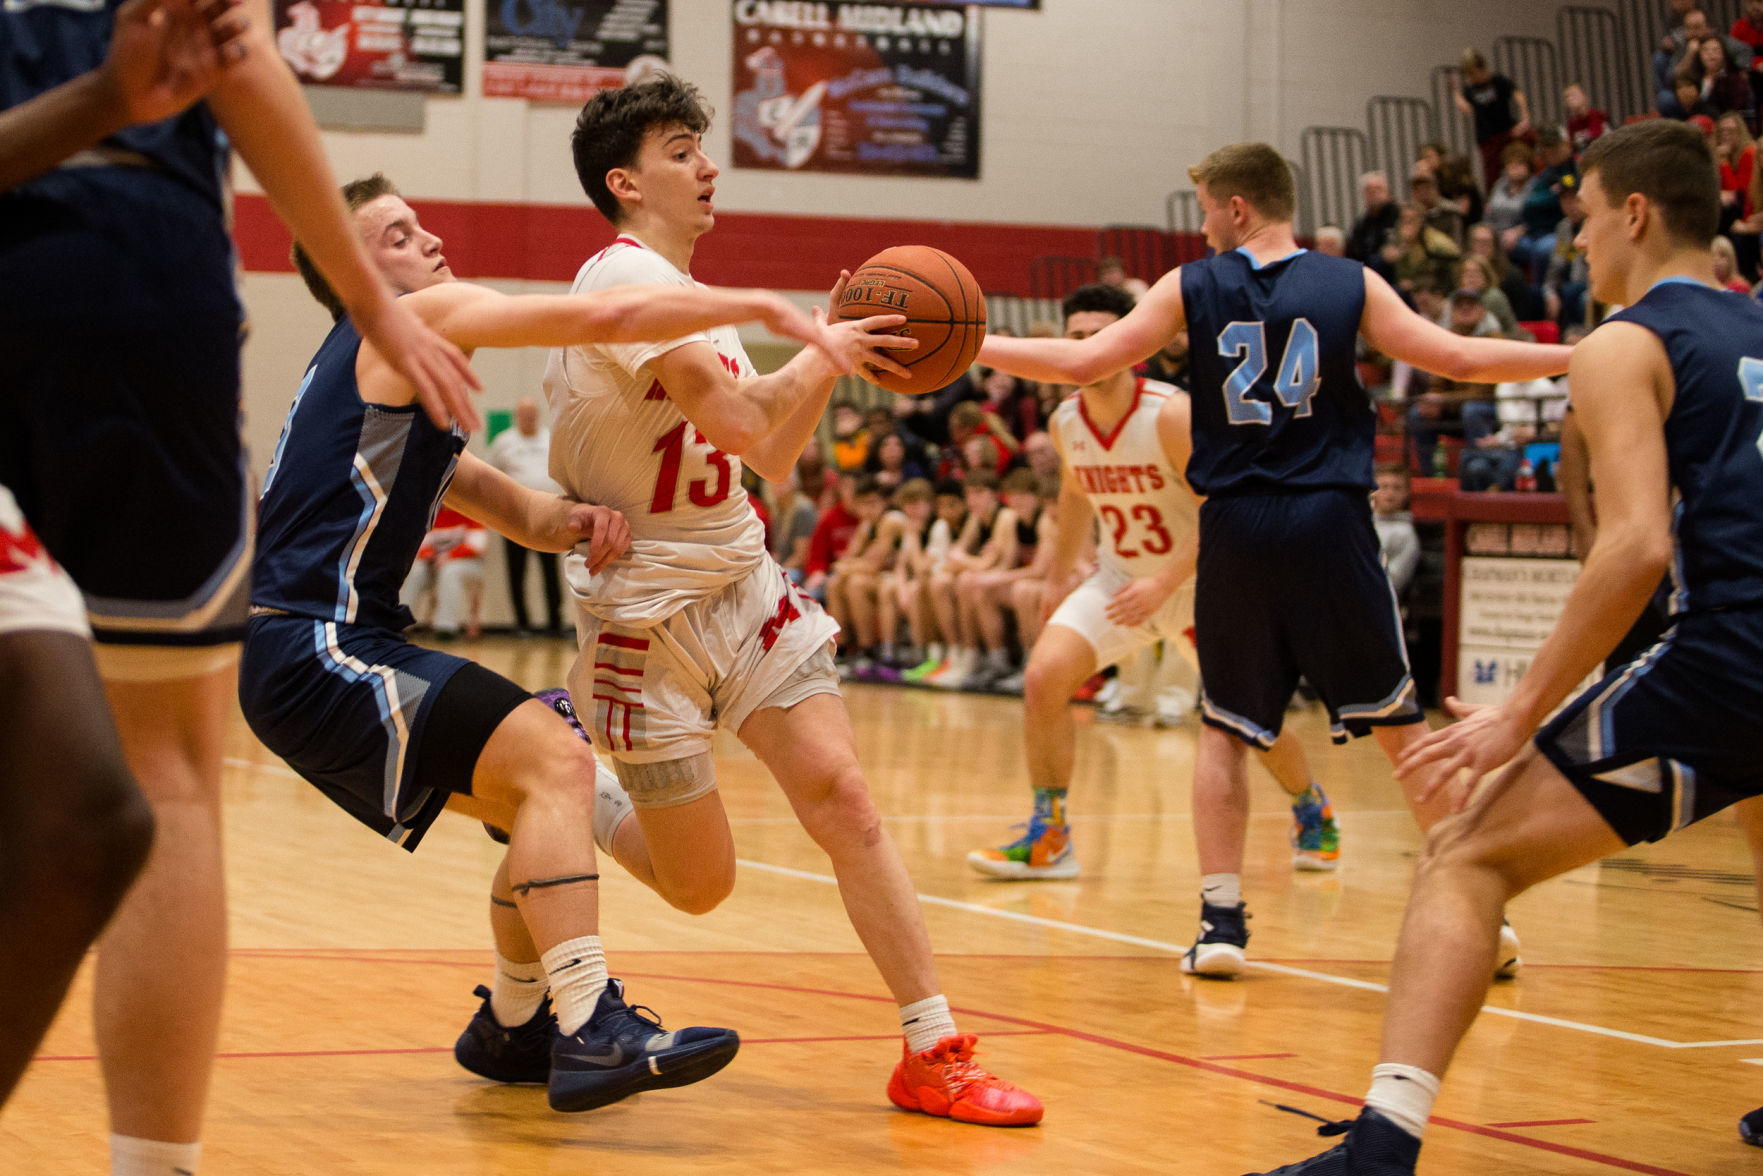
[
  {"left": 274, "top": 0, "right": 465, "bottom": 92},
  {"left": 484, "top": 0, "right": 669, "bottom": 102},
  {"left": 1456, "top": 554, "right": 1585, "bottom": 705},
  {"left": 731, "top": 1, "right": 981, "bottom": 178}
]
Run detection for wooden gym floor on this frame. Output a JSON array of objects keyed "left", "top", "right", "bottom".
[{"left": 3, "top": 635, "right": 1760, "bottom": 1174}]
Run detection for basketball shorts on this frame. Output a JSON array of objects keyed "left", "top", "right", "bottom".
[
  {"left": 569, "top": 557, "right": 841, "bottom": 764},
  {"left": 0, "top": 168, "right": 249, "bottom": 670},
  {"left": 239, "top": 615, "right": 530, "bottom": 851},
  {"left": 0, "top": 484, "right": 89, "bottom": 638},
  {"left": 1537, "top": 606, "right": 1763, "bottom": 846},
  {"left": 1047, "top": 563, "right": 1197, "bottom": 673},
  {"left": 1194, "top": 488, "right": 1421, "bottom": 748}
]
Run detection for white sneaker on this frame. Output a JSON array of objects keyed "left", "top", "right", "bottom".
[
  {"left": 1495, "top": 919, "right": 1522, "bottom": 979},
  {"left": 1152, "top": 685, "right": 1194, "bottom": 728}
]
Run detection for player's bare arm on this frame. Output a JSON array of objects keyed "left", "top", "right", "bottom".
[
  {"left": 1397, "top": 324, "right": 1675, "bottom": 806},
  {"left": 1360, "top": 268, "right": 1572, "bottom": 383},
  {"left": 1106, "top": 392, "right": 1200, "bottom": 628},
  {"left": 0, "top": 0, "right": 248, "bottom": 192},
  {"left": 205, "top": 0, "right": 482, "bottom": 430},
  {"left": 441, "top": 452, "right": 631, "bottom": 573},
  {"left": 979, "top": 268, "right": 1187, "bottom": 387}
]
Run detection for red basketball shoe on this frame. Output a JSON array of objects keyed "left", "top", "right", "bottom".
[{"left": 887, "top": 1034, "right": 1043, "bottom": 1126}]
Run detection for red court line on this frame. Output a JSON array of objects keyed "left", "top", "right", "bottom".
[
  {"left": 1489, "top": 1119, "right": 1597, "bottom": 1128},
  {"left": 1202, "top": 1053, "right": 1299, "bottom": 1061}
]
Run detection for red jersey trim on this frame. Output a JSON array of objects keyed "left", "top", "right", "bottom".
[{"left": 1078, "top": 379, "right": 1147, "bottom": 451}]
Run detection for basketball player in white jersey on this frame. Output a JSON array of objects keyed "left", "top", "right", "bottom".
[
  {"left": 544, "top": 75, "right": 1042, "bottom": 1125},
  {"left": 966, "top": 287, "right": 1338, "bottom": 967}
]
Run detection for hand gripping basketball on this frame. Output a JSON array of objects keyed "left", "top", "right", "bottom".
[{"left": 836, "top": 245, "right": 987, "bottom": 395}]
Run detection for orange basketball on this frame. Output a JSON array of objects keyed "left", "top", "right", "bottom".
[{"left": 835, "top": 245, "right": 986, "bottom": 395}]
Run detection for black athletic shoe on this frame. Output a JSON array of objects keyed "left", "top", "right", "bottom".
[
  {"left": 1181, "top": 900, "right": 1250, "bottom": 978},
  {"left": 1741, "top": 1105, "right": 1763, "bottom": 1146},
  {"left": 548, "top": 979, "right": 740, "bottom": 1112},
  {"left": 454, "top": 984, "right": 553, "bottom": 1084},
  {"left": 1243, "top": 1108, "right": 1421, "bottom": 1174}
]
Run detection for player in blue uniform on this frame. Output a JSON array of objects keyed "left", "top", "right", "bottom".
[
  {"left": 1247, "top": 117, "right": 1763, "bottom": 1176},
  {"left": 0, "top": 2, "right": 477, "bottom": 1163},
  {"left": 978, "top": 142, "right": 1569, "bottom": 978},
  {"left": 242, "top": 173, "right": 903, "bottom": 1113}
]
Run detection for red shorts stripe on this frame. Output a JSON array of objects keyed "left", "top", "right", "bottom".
[
  {"left": 597, "top": 634, "right": 650, "bottom": 652},
  {"left": 593, "top": 661, "right": 643, "bottom": 676}
]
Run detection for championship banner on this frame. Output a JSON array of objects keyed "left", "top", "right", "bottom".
[
  {"left": 484, "top": 0, "right": 670, "bottom": 102},
  {"left": 274, "top": 0, "right": 464, "bottom": 92},
  {"left": 731, "top": 1, "right": 980, "bottom": 178}
]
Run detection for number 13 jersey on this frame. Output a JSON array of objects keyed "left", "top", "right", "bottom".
[
  {"left": 543, "top": 235, "right": 768, "bottom": 626},
  {"left": 1051, "top": 379, "right": 1197, "bottom": 580}
]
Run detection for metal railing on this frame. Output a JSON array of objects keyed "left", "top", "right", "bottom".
[
  {"left": 1298, "top": 126, "right": 1370, "bottom": 240},
  {"left": 1367, "top": 95, "right": 1437, "bottom": 202},
  {"left": 985, "top": 293, "right": 1060, "bottom": 338},
  {"left": 1097, "top": 224, "right": 1172, "bottom": 284},
  {"left": 1430, "top": 65, "right": 1480, "bottom": 186},
  {"left": 1028, "top": 255, "right": 1096, "bottom": 301},
  {"left": 1494, "top": 35, "right": 1565, "bottom": 130},
  {"left": 1560, "top": 5, "right": 1638, "bottom": 123}
]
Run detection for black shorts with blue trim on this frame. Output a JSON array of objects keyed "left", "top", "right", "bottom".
[
  {"left": 1194, "top": 487, "right": 1422, "bottom": 748},
  {"left": 1536, "top": 606, "right": 1763, "bottom": 846},
  {"left": 0, "top": 168, "right": 248, "bottom": 647},
  {"left": 239, "top": 615, "right": 531, "bottom": 851}
]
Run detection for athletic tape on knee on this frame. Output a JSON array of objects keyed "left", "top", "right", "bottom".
[
  {"left": 753, "top": 643, "right": 840, "bottom": 715},
  {"left": 614, "top": 751, "right": 718, "bottom": 809}
]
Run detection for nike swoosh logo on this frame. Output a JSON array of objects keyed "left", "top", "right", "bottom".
[{"left": 578, "top": 1042, "right": 624, "bottom": 1067}]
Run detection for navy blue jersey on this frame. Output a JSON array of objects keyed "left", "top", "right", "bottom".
[
  {"left": 253, "top": 318, "right": 466, "bottom": 631},
  {"left": 1180, "top": 249, "right": 1371, "bottom": 496},
  {"left": 2, "top": 0, "right": 226, "bottom": 208},
  {"left": 1611, "top": 280, "right": 1763, "bottom": 615}
]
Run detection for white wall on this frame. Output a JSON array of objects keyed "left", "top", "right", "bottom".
[{"left": 237, "top": 0, "right": 1612, "bottom": 624}]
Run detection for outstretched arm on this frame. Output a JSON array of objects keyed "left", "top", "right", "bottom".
[
  {"left": 205, "top": 0, "right": 481, "bottom": 429},
  {"left": 443, "top": 453, "right": 629, "bottom": 571},
  {"left": 980, "top": 267, "right": 1187, "bottom": 386},
  {"left": 1361, "top": 268, "right": 1571, "bottom": 383}
]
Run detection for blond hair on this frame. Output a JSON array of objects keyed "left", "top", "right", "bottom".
[{"left": 1187, "top": 142, "right": 1296, "bottom": 222}]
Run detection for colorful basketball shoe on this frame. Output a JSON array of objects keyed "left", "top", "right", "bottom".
[
  {"left": 1181, "top": 900, "right": 1250, "bottom": 978},
  {"left": 887, "top": 1034, "right": 1044, "bottom": 1126},
  {"left": 967, "top": 805, "right": 1077, "bottom": 880},
  {"left": 454, "top": 984, "right": 553, "bottom": 1084},
  {"left": 548, "top": 979, "right": 740, "bottom": 1113},
  {"left": 1290, "top": 785, "right": 1342, "bottom": 872},
  {"left": 1241, "top": 1108, "right": 1419, "bottom": 1174}
]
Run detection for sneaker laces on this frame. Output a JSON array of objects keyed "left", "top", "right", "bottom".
[{"left": 923, "top": 1034, "right": 1017, "bottom": 1097}]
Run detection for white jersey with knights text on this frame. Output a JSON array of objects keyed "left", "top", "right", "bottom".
[
  {"left": 542, "top": 234, "right": 768, "bottom": 626},
  {"left": 1051, "top": 378, "right": 1197, "bottom": 580}
]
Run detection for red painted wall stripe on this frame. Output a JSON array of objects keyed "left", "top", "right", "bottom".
[{"left": 232, "top": 192, "right": 1164, "bottom": 293}]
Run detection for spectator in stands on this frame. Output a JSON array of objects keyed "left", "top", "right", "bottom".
[
  {"left": 826, "top": 475, "right": 907, "bottom": 676},
  {"left": 983, "top": 365, "right": 1048, "bottom": 440},
  {"left": 1442, "top": 286, "right": 1502, "bottom": 338},
  {"left": 1563, "top": 83, "right": 1610, "bottom": 154},
  {"left": 828, "top": 397, "right": 871, "bottom": 472},
  {"left": 1019, "top": 430, "right": 1061, "bottom": 492},
  {"left": 1714, "top": 235, "right": 1754, "bottom": 291},
  {"left": 871, "top": 478, "right": 938, "bottom": 675},
  {"left": 1314, "top": 225, "right": 1346, "bottom": 257},
  {"left": 1698, "top": 36, "right": 1757, "bottom": 128},
  {"left": 1542, "top": 176, "right": 1590, "bottom": 328},
  {"left": 765, "top": 471, "right": 821, "bottom": 585},
  {"left": 1514, "top": 126, "right": 1577, "bottom": 280},
  {"left": 952, "top": 467, "right": 1054, "bottom": 691},
  {"left": 1386, "top": 203, "right": 1460, "bottom": 294},
  {"left": 1420, "top": 141, "right": 1484, "bottom": 225},
  {"left": 1468, "top": 220, "right": 1540, "bottom": 319},
  {"left": 924, "top": 468, "right": 1004, "bottom": 687},
  {"left": 796, "top": 440, "right": 838, "bottom": 510},
  {"left": 1407, "top": 167, "right": 1465, "bottom": 247},
  {"left": 1674, "top": 69, "right": 1718, "bottom": 122},
  {"left": 940, "top": 400, "right": 1014, "bottom": 480},
  {"left": 864, "top": 428, "right": 930, "bottom": 492},
  {"left": 1407, "top": 285, "right": 1498, "bottom": 475},
  {"left": 401, "top": 507, "right": 487, "bottom": 640},
  {"left": 1656, "top": 0, "right": 1700, "bottom": 112},
  {"left": 1735, "top": 0, "right": 1763, "bottom": 106},
  {"left": 1458, "top": 255, "right": 1521, "bottom": 337},
  {"left": 1716, "top": 112, "right": 1759, "bottom": 274},
  {"left": 893, "top": 365, "right": 982, "bottom": 447},
  {"left": 1371, "top": 466, "right": 1420, "bottom": 597},
  {"left": 485, "top": 395, "right": 564, "bottom": 636},
  {"left": 802, "top": 469, "right": 862, "bottom": 602},
  {"left": 1662, "top": 9, "right": 1753, "bottom": 112},
  {"left": 1483, "top": 141, "right": 1537, "bottom": 246},
  {"left": 1347, "top": 171, "right": 1401, "bottom": 272},
  {"left": 1456, "top": 48, "right": 1531, "bottom": 192},
  {"left": 1140, "top": 328, "right": 1190, "bottom": 387},
  {"left": 1096, "top": 255, "right": 1149, "bottom": 301},
  {"left": 900, "top": 479, "right": 970, "bottom": 683}
]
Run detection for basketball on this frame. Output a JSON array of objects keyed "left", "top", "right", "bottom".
[{"left": 836, "top": 245, "right": 986, "bottom": 395}]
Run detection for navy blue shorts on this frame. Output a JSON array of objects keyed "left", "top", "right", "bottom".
[
  {"left": 0, "top": 168, "right": 248, "bottom": 647},
  {"left": 239, "top": 615, "right": 531, "bottom": 851},
  {"left": 1537, "top": 606, "right": 1763, "bottom": 845},
  {"left": 1194, "top": 488, "right": 1421, "bottom": 747}
]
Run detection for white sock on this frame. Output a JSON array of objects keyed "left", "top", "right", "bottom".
[
  {"left": 542, "top": 935, "right": 609, "bottom": 1036},
  {"left": 592, "top": 757, "right": 634, "bottom": 857},
  {"left": 900, "top": 994, "right": 958, "bottom": 1055},
  {"left": 111, "top": 1134, "right": 200, "bottom": 1176},
  {"left": 490, "top": 950, "right": 547, "bottom": 1027},
  {"left": 1201, "top": 873, "right": 1242, "bottom": 908},
  {"left": 1364, "top": 1063, "right": 1441, "bottom": 1140}
]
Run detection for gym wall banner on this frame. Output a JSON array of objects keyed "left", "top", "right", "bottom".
[
  {"left": 484, "top": 0, "right": 670, "bottom": 102},
  {"left": 731, "top": 1, "right": 981, "bottom": 178},
  {"left": 274, "top": 0, "right": 464, "bottom": 92}
]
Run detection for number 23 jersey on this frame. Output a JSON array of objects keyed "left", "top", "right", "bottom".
[
  {"left": 1051, "top": 379, "right": 1197, "bottom": 580},
  {"left": 542, "top": 235, "right": 768, "bottom": 626}
]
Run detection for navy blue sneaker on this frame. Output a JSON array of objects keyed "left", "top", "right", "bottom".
[
  {"left": 1742, "top": 1105, "right": 1763, "bottom": 1146},
  {"left": 454, "top": 984, "right": 553, "bottom": 1084},
  {"left": 1243, "top": 1108, "right": 1421, "bottom": 1174},
  {"left": 1181, "top": 900, "right": 1250, "bottom": 978},
  {"left": 548, "top": 979, "right": 740, "bottom": 1112}
]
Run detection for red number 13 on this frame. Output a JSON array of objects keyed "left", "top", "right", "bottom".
[{"left": 651, "top": 421, "right": 733, "bottom": 513}]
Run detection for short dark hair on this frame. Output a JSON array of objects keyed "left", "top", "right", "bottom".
[
  {"left": 964, "top": 467, "right": 1000, "bottom": 492},
  {"left": 1062, "top": 282, "right": 1136, "bottom": 324},
  {"left": 1188, "top": 141, "right": 1296, "bottom": 222},
  {"left": 293, "top": 173, "right": 400, "bottom": 321},
  {"left": 852, "top": 474, "right": 883, "bottom": 499},
  {"left": 571, "top": 75, "right": 712, "bottom": 225},
  {"left": 933, "top": 478, "right": 967, "bottom": 499},
  {"left": 1000, "top": 467, "right": 1037, "bottom": 495},
  {"left": 1580, "top": 119, "right": 1720, "bottom": 246}
]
